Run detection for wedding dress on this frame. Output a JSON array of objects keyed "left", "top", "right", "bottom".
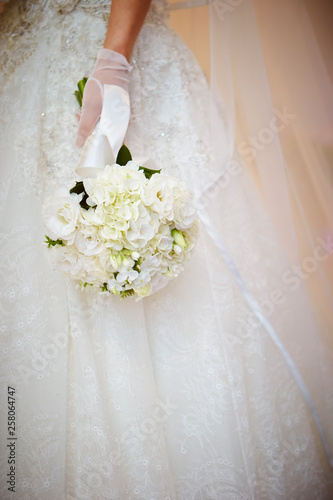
[{"left": 0, "top": 0, "right": 332, "bottom": 499}]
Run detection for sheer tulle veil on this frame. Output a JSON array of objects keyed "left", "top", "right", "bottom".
[{"left": 170, "top": 0, "right": 333, "bottom": 470}]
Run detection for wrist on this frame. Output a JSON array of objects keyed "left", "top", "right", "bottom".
[
  {"left": 103, "top": 40, "right": 132, "bottom": 62},
  {"left": 97, "top": 47, "right": 129, "bottom": 63}
]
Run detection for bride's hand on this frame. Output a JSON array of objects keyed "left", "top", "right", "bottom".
[
  {"left": 76, "top": 0, "right": 151, "bottom": 148},
  {"left": 76, "top": 49, "right": 130, "bottom": 147}
]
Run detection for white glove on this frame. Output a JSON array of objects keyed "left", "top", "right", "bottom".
[{"left": 76, "top": 48, "right": 130, "bottom": 147}]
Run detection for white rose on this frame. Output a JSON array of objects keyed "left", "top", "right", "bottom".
[
  {"left": 43, "top": 187, "right": 81, "bottom": 245},
  {"left": 82, "top": 255, "right": 109, "bottom": 284},
  {"left": 148, "top": 174, "right": 177, "bottom": 219},
  {"left": 98, "top": 249, "right": 117, "bottom": 274},
  {"left": 165, "top": 259, "right": 184, "bottom": 277},
  {"left": 141, "top": 185, "right": 157, "bottom": 207},
  {"left": 173, "top": 187, "right": 197, "bottom": 229},
  {"left": 53, "top": 246, "right": 84, "bottom": 279},
  {"left": 74, "top": 226, "right": 104, "bottom": 256}
]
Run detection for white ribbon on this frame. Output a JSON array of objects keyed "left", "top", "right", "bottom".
[{"left": 76, "top": 85, "right": 130, "bottom": 178}]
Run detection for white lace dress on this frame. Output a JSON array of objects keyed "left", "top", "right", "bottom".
[{"left": 0, "top": 0, "right": 332, "bottom": 499}]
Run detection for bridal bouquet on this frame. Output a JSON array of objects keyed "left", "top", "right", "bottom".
[
  {"left": 43, "top": 146, "right": 198, "bottom": 298},
  {"left": 43, "top": 79, "right": 198, "bottom": 298}
]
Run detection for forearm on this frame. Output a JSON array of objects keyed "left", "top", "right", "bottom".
[
  {"left": 0, "top": 1, "right": 7, "bottom": 14},
  {"left": 103, "top": 0, "right": 152, "bottom": 61}
]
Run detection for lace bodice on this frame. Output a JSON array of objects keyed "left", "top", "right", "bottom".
[
  {"left": 0, "top": 0, "right": 169, "bottom": 80},
  {"left": 54, "top": 0, "right": 168, "bottom": 21},
  {"left": 0, "top": 0, "right": 168, "bottom": 26}
]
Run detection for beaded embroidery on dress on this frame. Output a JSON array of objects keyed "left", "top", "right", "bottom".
[{"left": 0, "top": 1, "right": 332, "bottom": 499}]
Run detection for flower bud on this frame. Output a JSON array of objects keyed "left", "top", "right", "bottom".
[
  {"left": 173, "top": 245, "right": 182, "bottom": 255},
  {"left": 136, "top": 284, "right": 152, "bottom": 297},
  {"left": 171, "top": 229, "right": 187, "bottom": 249}
]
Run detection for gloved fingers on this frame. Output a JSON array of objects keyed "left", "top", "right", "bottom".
[
  {"left": 76, "top": 49, "right": 130, "bottom": 147},
  {"left": 76, "top": 79, "right": 103, "bottom": 147}
]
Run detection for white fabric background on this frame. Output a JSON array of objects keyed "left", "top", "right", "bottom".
[{"left": 0, "top": 0, "right": 332, "bottom": 498}]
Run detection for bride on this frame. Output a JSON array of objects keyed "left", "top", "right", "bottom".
[{"left": 0, "top": 0, "right": 332, "bottom": 498}]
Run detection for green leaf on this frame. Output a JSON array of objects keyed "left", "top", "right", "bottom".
[
  {"left": 120, "top": 289, "right": 135, "bottom": 299},
  {"left": 70, "top": 181, "right": 85, "bottom": 195},
  {"left": 133, "top": 260, "right": 141, "bottom": 272},
  {"left": 116, "top": 145, "right": 132, "bottom": 166},
  {"left": 79, "top": 193, "right": 92, "bottom": 211},
  {"left": 74, "top": 77, "right": 88, "bottom": 109},
  {"left": 70, "top": 181, "right": 96, "bottom": 211},
  {"left": 78, "top": 77, "right": 87, "bottom": 95},
  {"left": 101, "top": 283, "right": 108, "bottom": 292},
  {"left": 44, "top": 235, "right": 65, "bottom": 248},
  {"left": 74, "top": 90, "right": 82, "bottom": 108},
  {"left": 138, "top": 166, "right": 161, "bottom": 179}
]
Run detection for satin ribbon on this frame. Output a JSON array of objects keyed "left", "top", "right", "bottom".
[
  {"left": 76, "top": 85, "right": 131, "bottom": 178},
  {"left": 198, "top": 202, "right": 333, "bottom": 469}
]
